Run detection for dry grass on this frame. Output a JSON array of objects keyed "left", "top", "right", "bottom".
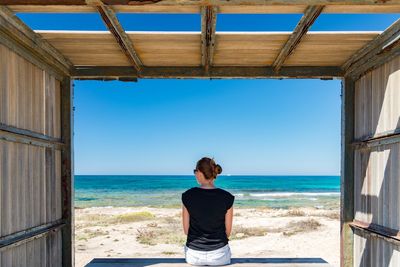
[
  {"left": 323, "top": 211, "right": 340, "bottom": 220},
  {"left": 76, "top": 211, "right": 155, "bottom": 228},
  {"left": 283, "top": 218, "right": 322, "bottom": 236},
  {"left": 230, "top": 225, "right": 282, "bottom": 240},
  {"left": 136, "top": 215, "right": 186, "bottom": 246},
  {"left": 77, "top": 229, "right": 109, "bottom": 241},
  {"left": 162, "top": 251, "right": 178, "bottom": 255},
  {"left": 108, "top": 211, "right": 155, "bottom": 224},
  {"left": 136, "top": 227, "right": 186, "bottom": 246},
  {"left": 284, "top": 209, "right": 306, "bottom": 217}
]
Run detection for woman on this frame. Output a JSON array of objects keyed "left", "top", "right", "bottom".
[{"left": 182, "top": 157, "right": 235, "bottom": 266}]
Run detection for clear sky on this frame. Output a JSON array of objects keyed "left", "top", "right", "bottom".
[{"left": 17, "top": 12, "right": 399, "bottom": 175}]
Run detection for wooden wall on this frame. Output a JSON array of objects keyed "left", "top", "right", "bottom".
[
  {"left": 0, "top": 43, "right": 65, "bottom": 266},
  {"left": 353, "top": 55, "right": 400, "bottom": 266}
]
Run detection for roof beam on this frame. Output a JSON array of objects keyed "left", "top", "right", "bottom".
[
  {"left": 0, "top": 6, "right": 73, "bottom": 76},
  {"left": 343, "top": 18, "right": 400, "bottom": 78},
  {"left": 272, "top": 5, "right": 324, "bottom": 73},
  {"left": 3, "top": 0, "right": 400, "bottom": 5},
  {"left": 201, "top": 6, "right": 218, "bottom": 73},
  {"left": 72, "top": 66, "right": 344, "bottom": 79},
  {"left": 88, "top": 0, "right": 143, "bottom": 72}
]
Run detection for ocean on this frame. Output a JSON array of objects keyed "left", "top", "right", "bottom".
[{"left": 75, "top": 175, "right": 340, "bottom": 209}]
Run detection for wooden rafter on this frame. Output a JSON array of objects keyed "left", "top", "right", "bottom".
[
  {"left": 343, "top": 18, "right": 400, "bottom": 78},
  {"left": 88, "top": 0, "right": 143, "bottom": 72},
  {"left": 272, "top": 5, "right": 324, "bottom": 73},
  {"left": 201, "top": 6, "right": 217, "bottom": 72}
]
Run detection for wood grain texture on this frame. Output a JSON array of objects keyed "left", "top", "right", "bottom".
[
  {"left": 0, "top": 40, "right": 64, "bottom": 267},
  {"left": 352, "top": 55, "right": 400, "bottom": 266},
  {"left": 35, "top": 31, "right": 379, "bottom": 68},
  {"left": 0, "top": 44, "right": 61, "bottom": 138},
  {"left": 285, "top": 32, "right": 380, "bottom": 66}
]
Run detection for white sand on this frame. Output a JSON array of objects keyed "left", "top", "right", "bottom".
[{"left": 75, "top": 206, "right": 339, "bottom": 267}]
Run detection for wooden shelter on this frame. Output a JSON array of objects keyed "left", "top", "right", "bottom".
[{"left": 0, "top": 1, "right": 399, "bottom": 266}]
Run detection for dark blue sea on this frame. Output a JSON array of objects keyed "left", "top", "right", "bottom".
[{"left": 75, "top": 175, "right": 340, "bottom": 209}]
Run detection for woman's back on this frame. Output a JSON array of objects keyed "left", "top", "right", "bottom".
[{"left": 182, "top": 187, "right": 235, "bottom": 251}]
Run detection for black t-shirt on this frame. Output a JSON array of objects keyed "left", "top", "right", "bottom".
[{"left": 182, "top": 187, "right": 235, "bottom": 251}]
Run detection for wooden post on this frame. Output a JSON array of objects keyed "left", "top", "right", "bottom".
[
  {"left": 340, "top": 77, "right": 355, "bottom": 267},
  {"left": 61, "top": 77, "right": 74, "bottom": 267}
]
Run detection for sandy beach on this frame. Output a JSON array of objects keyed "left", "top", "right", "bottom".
[{"left": 75, "top": 206, "right": 340, "bottom": 267}]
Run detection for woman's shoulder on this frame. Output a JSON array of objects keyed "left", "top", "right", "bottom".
[
  {"left": 182, "top": 187, "right": 197, "bottom": 195},
  {"left": 217, "top": 188, "right": 235, "bottom": 198}
]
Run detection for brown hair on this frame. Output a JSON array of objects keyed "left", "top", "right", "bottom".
[{"left": 196, "top": 157, "right": 222, "bottom": 180}]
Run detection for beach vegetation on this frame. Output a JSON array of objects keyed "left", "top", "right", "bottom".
[
  {"left": 109, "top": 211, "right": 155, "bottom": 224},
  {"left": 283, "top": 219, "right": 322, "bottom": 236},
  {"left": 285, "top": 209, "right": 306, "bottom": 217},
  {"left": 230, "top": 225, "right": 272, "bottom": 240}
]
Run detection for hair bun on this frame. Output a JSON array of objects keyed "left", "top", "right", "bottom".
[{"left": 215, "top": 164, "right": 222, "bottom": 175}]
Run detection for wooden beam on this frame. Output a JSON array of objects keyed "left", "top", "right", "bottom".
[
  {"left": 352, "top": 128, "right": 400, "bottom": 149},
  {"left": 60, "top": 77, "right": 74, "bottom": 267},
  {"left": 340, "top": 77, "right": 355, "bottom": 267},
  {"left": 346, "top": 37, "right": 400, "bottom": 80},
  {"left": 350, "top": 220, "right": 400, "bottom": 246},
  {"left": 4, "top": 0, "right": 400, "bottom": 6},
  {"left": 201, "top": 6, "right": 217, "bottom": 73},
  {"left": 88, "top": 0, "right": 143, "bottom": 72},
  {"left": 0, "top": 123, "right": 65, "bottom": 149},
  {"left": 0, "top": 6, "right": 73, "bottom": 76},
  {"left": 272, "top": 5, "right": 324, "bottom": 73},
  {"left": 343, "top": 19, "right": 400, "bottom": 78},
  {"left": 7, "top": 4, "right": 400, "bottom": 14},
  {"left": 72, "top": 66, "right": 344, "bottom": 79},
  {"left": 0, "top": 220, "right": 65, "bottom": 252}
]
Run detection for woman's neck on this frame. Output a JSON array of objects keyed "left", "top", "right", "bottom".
[{"left": 199, "top": 181, "right": 216, "bottom": 188}]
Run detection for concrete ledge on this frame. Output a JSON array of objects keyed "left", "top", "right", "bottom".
[{"left": 86, "top": 257, "right": 331, "bottom": 267}]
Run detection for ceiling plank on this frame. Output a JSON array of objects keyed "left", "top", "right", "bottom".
[{"left": 272, "top": 5, "right": 324, "bottom": 73}]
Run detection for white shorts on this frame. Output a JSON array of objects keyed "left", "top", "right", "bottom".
[{"left": 184, "top": 244, "right": 231, "bottom": 266}]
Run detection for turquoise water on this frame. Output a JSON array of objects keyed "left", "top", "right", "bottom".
[{"left": 75, "top": 175, "right": 340, "bottom": 209}]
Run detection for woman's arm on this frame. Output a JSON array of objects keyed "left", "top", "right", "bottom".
[
  {"left": 182, "top": 204, "right": 190, "bottom": 235},
  {"left": 225, "top": 206, "right": 234, "bottom": 237}
]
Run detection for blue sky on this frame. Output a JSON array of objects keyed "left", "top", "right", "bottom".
[{"left": 17, "top": 12, "right": 399, "bottom": 175}]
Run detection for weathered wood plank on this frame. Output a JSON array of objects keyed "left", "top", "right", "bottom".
[
  {"left": 343, "top": 19, "right": 400, "bottom": 78},
  {"left": 352, "top": 129, "right": 400, "bottom": 149},
  {"left": 272, "top": 5, "right": 324, "bottom": 72},
  {"left": 3, "top": 0, "right": 400, "bottom": 5},
  {"left": 201, "top": 6, "right": 218, "bottom": 72},
  {"left": 340, "top": 77, "right": 355, "bottom": 267},
  {"left": 0, "top": 220, "right": 65, "bottom": 252},
  {"left": 351, "top": 221, "right": 400, "bottom": 246},
  {"left": 72, "top": 66, "right": 344, "bottom": 79},
  {"left": 60, "top": 77, "right": 74, "bottom": 267},
  {"left": 7, "top": 4, "right": 400, "bottom": 13},
  {"left": 0, "top": 124, "right": 64, "bottom": 149}
]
